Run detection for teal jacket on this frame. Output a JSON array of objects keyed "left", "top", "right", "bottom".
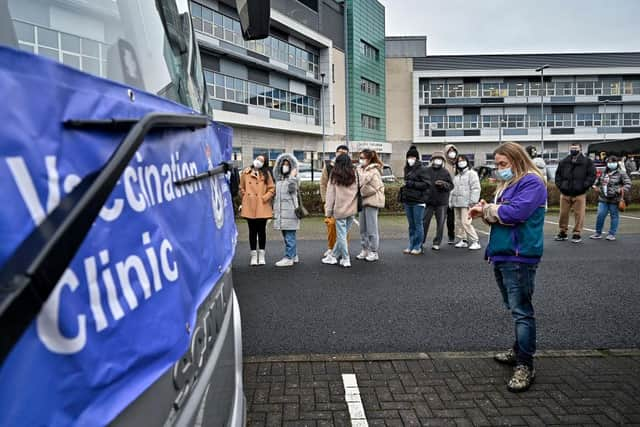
[{"left": 486, "top": 174, "right": 547, "bottom": 264}]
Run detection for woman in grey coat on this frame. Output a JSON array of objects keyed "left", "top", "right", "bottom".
[
  {"left": 590, "top": 156, "right": 631, "bottom": 241},
  {"left": 272, "top": 153, "right": 301, "bottom": 267}
]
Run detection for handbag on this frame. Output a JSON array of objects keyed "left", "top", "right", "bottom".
[
  {"left": 294, "top": 189, "right": 308, "bottom": 219},
  {"left": 618, "top": 188, "right": 627, "bottom": 212},
  {"left": 356, "top": 171, "right": 363, "bottom": 212}
]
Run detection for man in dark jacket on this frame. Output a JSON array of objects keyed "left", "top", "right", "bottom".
[
  {"left": 554, "top": 143, "right": 596, "bottom": 243},
  {"left": 401, "top": 145, "right": 431, "bottom": 254},
  {"left": 422, "top": 151, "right": 454, "bottom": 250}
]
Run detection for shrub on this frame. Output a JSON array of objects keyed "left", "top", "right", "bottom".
[{"left": 235, "top": 180, "right": 640, "bottom": 216}]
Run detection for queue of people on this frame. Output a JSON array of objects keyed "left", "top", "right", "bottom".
[{"left": 239, "top": 142, "right": 633, "bottom": 269}]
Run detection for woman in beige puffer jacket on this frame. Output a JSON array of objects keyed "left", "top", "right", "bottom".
[{"left": 356, "top": 149, "right": 385, "bottom": 262}]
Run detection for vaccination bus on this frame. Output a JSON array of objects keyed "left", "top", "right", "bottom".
[{"left": 0, "top": 0, "right": 268, "bottom": 425}]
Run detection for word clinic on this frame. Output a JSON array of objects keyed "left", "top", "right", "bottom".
[{"left": 36, "top": 231, "right": 179, "bottom": 355}]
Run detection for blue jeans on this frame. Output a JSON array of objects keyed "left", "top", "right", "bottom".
[
  {"left": 333, "top": 217, "right": 353, "bottom": 260},
  {"left": 282, "top": 230, "right": 297, "bottom": 259},
  {"left": 494, "top": 262, "right": 538, "bottom": 368},
  {"left": 595, "top": 202, "right": 619, "bottom": 236},
  {"left": 404, "top": 203, "right": 425, "bottom": 251}
]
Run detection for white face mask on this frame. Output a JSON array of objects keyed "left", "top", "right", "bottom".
[
  {"left": 458, "top": 161, "right": 468, "bottom": 169},
  {"left": 282, "top": 165, "right": 290, "bottom": 174},
  {"left": 433, "top": 158, "right": 443, "bottom": 167},
  {"left": 253, "top": 159, "right": 264, "bottom": 169},
  {"left": 359, "top": 159, "right": 367, "bottom": 167},
  {"left": 407, "top": 158, "right": 416, "bottom": 167},
  {"left": 447, "top": 151, "right": 457, "bottom": 159}
]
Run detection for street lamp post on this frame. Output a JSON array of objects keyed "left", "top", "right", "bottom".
[
  {"left": 602, "top": 99, "right": 610, "bottom": 143},
  {"left": 536, "top": 64, "right": 550, "bottom": 158},
  {"left": 320, "top": 73, "right": 326, "bottom": 166}
]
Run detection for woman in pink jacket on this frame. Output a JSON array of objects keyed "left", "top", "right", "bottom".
[{"left": 322, "top": 154, "right": 358, "bottom": 268}]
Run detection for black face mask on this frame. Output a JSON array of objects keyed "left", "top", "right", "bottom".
[{"left": 570, "top": 149, "right": 580, "bottom": 156}]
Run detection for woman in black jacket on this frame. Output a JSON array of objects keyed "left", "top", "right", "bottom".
[
  {"left": 422, "top": 151, "right": 454, "bottom": 250},
  {"left": 400, "top": 146, "right": 430, "bottom": 255}
]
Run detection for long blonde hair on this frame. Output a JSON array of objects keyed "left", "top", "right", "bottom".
[{"left": 493, "top": 142, "right": 545, "bottom": 195}]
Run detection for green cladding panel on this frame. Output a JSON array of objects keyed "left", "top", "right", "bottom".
[{"left": 346, "top": 0, "right": 386, "bottom": 142}]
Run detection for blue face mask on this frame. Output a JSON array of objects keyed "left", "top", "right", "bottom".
[
  {"left": 496, "top": 168, "right": 514, "bottom": 181},
  {"left": 607, "top": 162, "right": 618, "bottom": 170}
]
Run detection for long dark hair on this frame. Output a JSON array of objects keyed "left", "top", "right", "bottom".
[
  {"left": 331, "top": 153, "right": 356, "bottom": 186},
  {"left": 605, "top": 156, "right": 619, "bottom": 173},
  {"left": 253, "top": 154, "right": 270, "bottom": 180}
]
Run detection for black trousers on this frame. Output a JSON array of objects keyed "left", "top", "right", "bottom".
[
  {"left": 247, "top": 218, "right": 267, "bottom": 250},
  {"left": 423, "top": 205, "right": 448, "bottom": 246},
  {"left": 446, "top": 207, "right": 455, "bottom": 241}
]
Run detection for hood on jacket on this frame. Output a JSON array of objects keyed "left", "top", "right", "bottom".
[
  {"left": 273, "top": 153, "right": 299, "bottom": 181},
  {"left": 444, "top": 144, "right": 459, "bottom": 163}
]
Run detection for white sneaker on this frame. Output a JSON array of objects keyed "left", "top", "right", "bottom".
[
  {"left": 454, "top": 240, "right": 469, "bottom": 248},
  {"left": 323, "top": 249, "right": 333, "bottom": 257},
  {"left": 257, "top": 249, "right": 266, "bottom": 265},
  {"left": 293, "top": 255, "right": 299, "bottom": 263},
  {"left": 468, "top": 242, "right": 482, "bottom": 250},
  {"left": 321, "top": 254, "right": 338, "bottom": 265},
  {"left": 339, "top": 258, "right": 352, "bottom": 268},
  {"left": 410, "top": 248, "right": 423, "bottom": 255},
  {"left": 365, "top": 252, "right": 379, "bottom": 262},
  {"left": 250, "top": 250, "right": 258, "bottom": 266},
  {"left": 275, "top": 257, "right": 294, "bottom": 267},
  {"left": 356, "top": 250, "right": 368, "bottom": 260}
]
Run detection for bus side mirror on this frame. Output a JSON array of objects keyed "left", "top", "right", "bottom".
[{"left": 235, "top": 0, "right": 270, "bottom": 40}]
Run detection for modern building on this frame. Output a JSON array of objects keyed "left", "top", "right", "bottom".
[
  {"left": 192, "top": 0, "right": 388, "bottom": 169},
  {"left": 385, "top": 38, "right": 640, "bottom": 171}
]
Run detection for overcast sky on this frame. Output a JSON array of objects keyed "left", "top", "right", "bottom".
[{"left": 377, "top": 0, "right": 640, "bottom": 55}]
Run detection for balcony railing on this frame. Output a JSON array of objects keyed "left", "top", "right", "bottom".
[
  {"left": 191, "top": 1, "right": 320, "bottom": 79},
  {"left": 420, "top": 80, "right": 640, "bottom": 103},
  {"left": 418, "top": 112, "right": 640, "bottom": 136}
]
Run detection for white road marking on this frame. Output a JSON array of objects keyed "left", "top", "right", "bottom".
[
  {"left": 545, "top": 220, "right": 596, "bottom": 233},
  {"left": 342, "top": 374, "right": 368, "bottom": 426},
  {"left": 620, "top": 214, "right": 640, "bottom": 220}
]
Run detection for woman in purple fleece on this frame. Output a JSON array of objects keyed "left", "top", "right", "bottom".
[{"left": 469, "top": 142, "right": 547, "bottom": 393}]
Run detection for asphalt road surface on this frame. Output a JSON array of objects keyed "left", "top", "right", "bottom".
[{"left": 233, "top": 233, "right": 640, "bottom": 357}]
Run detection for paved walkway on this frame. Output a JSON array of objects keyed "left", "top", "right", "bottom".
[{"left": 244, "top": 350, "right": 640, "bottom": 426}]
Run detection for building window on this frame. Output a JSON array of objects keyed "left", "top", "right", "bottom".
[
  {"left": 360, "top": 77, "right": 380, "bottom": 96},
  {"left": 576, "top": 113, "right": 594, "bottom": 127},
  {"left": 624, "top": 80, "right": 640, "bottom": 95},
  {"left": 463, "top": 83, "right": 478, "bottom": 97},
  {"left": 463, "top": 115, "right": 479, "bottom": 129},
  {"left": 430, "top": 83, "right": 445, "bottom": 98},
  {"left": 576, "top": 81, "right": 595, "bottom": 96},
  {"left": 556, "top": 82, "right": 573, "bottom": 96},
  {"left": 481, "top": 115, "right": 501, "bottom": 128},
  {"left": 506, "top": 114, "right": 525, "bottom": 128},
  {"left": 332, "top": 104, "right": 336, "bottom": 124},
  {"left": 447, "top": 116, "right": 463, "bottom": 129},
  {"left": 623, "top": 112, "right": 640, "bottom": 126},
  {"left": 361, "top": 114, "right": 380, "bottom": 130},
  {"left": 205, "top": 70, "right": 317, "bottom": 119},
  {"left": 360, "top": 40, "right": 379, "bottom": 61},
  {"left": 508, "top": 82, "right": 527, "bottom": 97},
  {"left": 482, "top": 83, "right": 503, "bottom": 97},
  {"left": 13, "top": 19, "right": 106, "bottom": 77},
  {"left": 430, "top": 115, "right": 445, "bottom": 129},
  {"left": 602, "top": 113, "right": 620, "bottom": 127},
  {"left": 297, "top": 0, "right": 318, "bottom": 11},
  {"left": 193, "top": 2, "right": 320, "bottom": 78},
  {"left": 448, "top": 83, "right": 464, "bottom": 98}
]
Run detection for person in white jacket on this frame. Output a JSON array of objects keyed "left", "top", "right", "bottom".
[{"left": 449, "top": 155, "right": 482, "bottom": 250}]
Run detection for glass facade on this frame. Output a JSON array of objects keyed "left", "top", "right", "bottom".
[
  {"left": 14, "top": 19, "right": 107, "bottom": 77},
  {"left": 346, "top": 0, "right": 386, "bottom": 142},
  {"left": 419, "top": 112, "right": 640, "bottom": 136},
  {"left": 204, "top": 70, "right": 319, "bottom": 122},
  {"left": 420, "top": 79, "right": 640, "bottom": 101},
  {"left": 191, "top": 2, "right": 320, "bottom": 78}
]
